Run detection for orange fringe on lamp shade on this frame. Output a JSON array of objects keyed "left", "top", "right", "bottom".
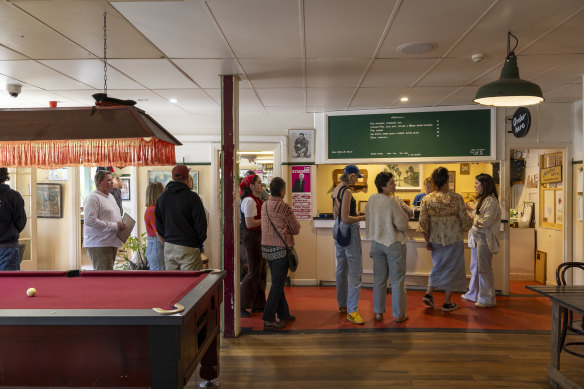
[{"left": 0, "top": 138, "right": 176, "bottom": 168}]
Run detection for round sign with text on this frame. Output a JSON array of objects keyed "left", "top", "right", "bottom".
[{"left": 512, "top": 107, "right": 531, "bottom": 138}]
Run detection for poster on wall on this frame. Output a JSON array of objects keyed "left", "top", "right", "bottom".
[
  {"left": 556, "top": 190, "right": 563, "bottom": 224},
  {"left": 291, "top": 165, "right": 311, "bottom": 220},
  {"left": 148, "top": 170, "right": 199, "bottom": 193}
]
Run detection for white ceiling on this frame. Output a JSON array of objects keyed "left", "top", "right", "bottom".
[{"left": 0, "top": 0, "right": 583, "bottom": 135}]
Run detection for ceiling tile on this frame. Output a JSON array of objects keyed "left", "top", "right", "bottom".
[
  {"left": 239, "top": 59, "right": 303, "bottom": 88},
  {"left": 350, "top": 87, "right": 407, "bottom": 109},
  {"left": 306, "top": 59, "right": 369, "bottom": 87},
  {"left": 155, "top": 89, "right": 219, "bottom": 114},
  {"left": 0, "top": 2, "right": 92, "bottom": 59},
  {"left": 105, "top": 89, "right": 185, "bottom": 115},
  {"left": 449, "top": 0, "right": 584, "bottom": 58},
  {"left": 305, "top": 0, "right": 398, "bottom": 58},
  {"left": 0, "top": 46, "right": 27, "bottom": 60},
  {"left": 257, "top": 88, "right": 305, "bottom": 107},
  {"left": 522, "top": 11, "right": 584, "bottom": 55},
  {"left": 378, "top": 0, "right": 491, "bottom": 58},
  {"left": 207, "top": 0, "right": 301, "bottom": 58},
  {"left": 16, "top": 1, "right": 161, "bottom": 59},
  {"left": 113, "top": 1, "right": 231, "bottom": 59},
  {"left": 544, "top": 83, "right": 583, "bottom": 102},
  {"left": 364, "top": 58, "right": 437, "bottom": 87},
  {"left": 404, "top": 86, "right": 462, "bottom": 107},
  {"left": 0, "top": 60, "right": 91, "bottom": 90},
  {"left": 40, "top": 60, "right": 144, "bottom": 90},
  {"left": 438, "top": 86, "right": 480, "bottom": 106},
  {"left": 307, "top": 87, "right": 354, "bottom": 108},
  {"left": 174, "top": 59, "right": 243, "bottom": 89},
  {"left": 108, "top": 59, "right": 196, "bottom": 89},
  {"left": 418, "top": 57, "right": 504, "bottom": 87}
]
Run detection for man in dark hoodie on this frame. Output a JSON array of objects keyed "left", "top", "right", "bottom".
[
  {"left": 155, "top": 164, "right": 207, "bottom": 270},
  {"left": 0, "top": 168, "right": 26, "bottom": 270}
]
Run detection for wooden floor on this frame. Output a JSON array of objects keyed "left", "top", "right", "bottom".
[{"left": 187, "top": 331, "right": 584, "bottom": 388}]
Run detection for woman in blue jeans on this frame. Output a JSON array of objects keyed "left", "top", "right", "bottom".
[
  {"left": 366, "top": 172, "right": 410, "bottom": 322},
  {"left": 261, "top": 177, "right": 300, "bottom": 330},
  {"left": 144, "top": 182, "right": 165, "bottom": 270},
  {"left": 332, "top": 164, "right": 366, "bottom": 324}
]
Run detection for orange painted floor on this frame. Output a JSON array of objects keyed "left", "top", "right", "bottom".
[{"left": 240, "top": 280, "right": 551, "bottom": 333}]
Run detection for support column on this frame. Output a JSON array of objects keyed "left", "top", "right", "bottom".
[{"left": 221, "top": 75, "right": 239, "bottom": 338}]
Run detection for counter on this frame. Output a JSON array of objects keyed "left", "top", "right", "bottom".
[{"left": 314, "top": 218, "right": 507, "bottom": 292}]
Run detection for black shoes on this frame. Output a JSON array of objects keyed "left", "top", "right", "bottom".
[
  {"left": 263, "top": 320, "right": 285, "bottom": 331},
  {"left": 442, "top": 302, "right": 459, "bottom": 312},
  {"left": 240, "top": 309, "right": 251, "bottom": 318},
  {"left": 423, "top": 293, "right": 435, "bottom": 308}
]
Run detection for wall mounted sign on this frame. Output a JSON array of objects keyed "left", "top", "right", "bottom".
[
  {"left": 511, "top": 107, "right": 531, "bottom": 138},
  {"left": 541, "top": 166, "right": 562, "bottom": 184}
]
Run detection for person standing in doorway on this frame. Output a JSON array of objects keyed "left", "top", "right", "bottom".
[
  {"left": 83, "top": 170, "right": 126, "bottom": 270},
  {"left": 144, "top": 182, "right": 165, "bottom": 271},
  {"left": 332, "top": 164, "right": 366, "bottom": 324},
  {"left": 463, "top": 173, "right": 501, "bottom": 308},
  {"left": 0, "top": 168, "right": 26, "bottom": 271},
  {"left": 155, "top": 165, "right": 207, "bottom": 271},
  {"left": 239, "top": 174, "right": 266, "bottom": 317}
]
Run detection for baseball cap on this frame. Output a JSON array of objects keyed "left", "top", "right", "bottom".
[
  {"left": 172, "top": 164, "right": 190, "bottom": 180},
  {"left": 343, "top": 164, "right": 363, "bottom": 178}
]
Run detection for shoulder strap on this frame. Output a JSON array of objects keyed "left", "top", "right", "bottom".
[
  {"left": 265, "top": 204, "right": 289, "bottom": 249},
  {"left": 335, "top": 186, "right": 348, "bottom": 221}
]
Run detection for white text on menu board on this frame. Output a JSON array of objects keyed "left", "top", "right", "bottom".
[
  {"left": 368, "top": 118, "right": 440, "bottom": 140},
  {"left": 469, "top": 148, "right": 486, "bottom": 156}
]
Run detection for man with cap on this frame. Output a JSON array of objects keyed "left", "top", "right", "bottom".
[
  {"left": 0, "top": 168, "right": 26, "bottom": 270},
  {"left": 155, "top": 164, "right": 207, "bottom": 270},
  {"left": 83, "top": 169, "right": 126, "bottom": 270}
]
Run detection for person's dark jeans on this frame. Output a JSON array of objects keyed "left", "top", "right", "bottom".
[
  {"left": 263, "top": 255, "right": 290, "bottom": 322},
  {"left": 240, "top": 230, "right": 266, "bottom": 310},
  {"left": 0, "top": 246, "right": 20, "bottom": 271}
]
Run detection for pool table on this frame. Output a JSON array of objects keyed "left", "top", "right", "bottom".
[{"left": 0, "top": 270, "right": 225, "bottom": 388}]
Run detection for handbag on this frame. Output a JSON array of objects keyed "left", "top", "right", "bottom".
[
  {"left": 334, "top": 186, "right": 352, "bottom": 247},
  {"left": 265, "top": 205, "right": 299, "bottom": 272}
]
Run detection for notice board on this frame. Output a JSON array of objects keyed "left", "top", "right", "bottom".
[{"left": 327, "top": 107, "right": 494, "bottom": 161}]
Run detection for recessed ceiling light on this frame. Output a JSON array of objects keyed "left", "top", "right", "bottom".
[
  {"left": 169, "top": 98, "right": 178, "bottom": 104},
  {"left": 398, "top": 42, "right": 437, "bottom": 55},
  {"left": 400, "top": 97, "right": 409, "bottom": 102}
]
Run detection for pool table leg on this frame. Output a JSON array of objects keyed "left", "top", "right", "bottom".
[
  {"left": 149, "top": 325, "right": 184, "bottom": 389},
  {"left": 199, "top": 332, "right": 220, "bottom": 384}
]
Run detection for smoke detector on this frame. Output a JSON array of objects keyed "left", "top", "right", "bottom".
[{"left": 398, "top": 42, "right": 437, "bottom": 55}]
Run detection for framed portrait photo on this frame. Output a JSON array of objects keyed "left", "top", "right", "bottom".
[
  {"left": 460, "top": 163, "right": 470, "bottom": 175},
  {"left": 289, "top": 129, "right": 315, "bottom": 163},
  {"left": 37, "top": 183, "right": 62, "bottom": 218},
  {"left": 120, "top": 178, "right": 130, "bottom": 201}
]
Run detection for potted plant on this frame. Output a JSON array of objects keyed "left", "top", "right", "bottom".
[{"left": 115, "top": 232, "right": 149, "bottom": 270}]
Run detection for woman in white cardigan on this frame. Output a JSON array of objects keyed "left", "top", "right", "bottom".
[
  {"left": 462, "top": 173, "right": 501, "bottom": 307},
  {"left": 366, "top": 172, "right": 410, "bottom": 322}
]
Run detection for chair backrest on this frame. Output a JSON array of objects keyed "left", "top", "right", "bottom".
[{"left": 556, "top": 262, "right": 584, "bottom": 286}]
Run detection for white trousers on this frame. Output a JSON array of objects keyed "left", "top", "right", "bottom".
[{"left": 465, "top": 231, "right": 496, "bottom": 305}]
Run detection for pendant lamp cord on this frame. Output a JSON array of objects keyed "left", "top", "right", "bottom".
[
  {"left": 507, "top": 31, "right": 519, "bottom": 55},
  {"left": 103, "top": 12, "right": 108, "bottom": 95}
]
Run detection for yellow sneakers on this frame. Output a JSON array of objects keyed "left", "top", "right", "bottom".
[{"left": 346, "top": 311, "right": 365, "bottom": 324}]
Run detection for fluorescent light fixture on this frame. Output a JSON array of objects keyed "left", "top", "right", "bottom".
[{"left": 474, "top": 32, "right": 543, "bottom": 107}]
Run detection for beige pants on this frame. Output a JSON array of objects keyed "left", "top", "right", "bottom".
[
  {"left": 164, "top": 242, "right": 202, "bottom": 271},
  {"left": 86, "top": 247, "right": 118, "bottom": 270}
]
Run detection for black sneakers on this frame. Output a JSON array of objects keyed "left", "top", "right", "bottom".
[
  {"left": 442, "top": 302, "right": 459, "bottom": 312},
  {"left": 423, "top": 294, "right": 434, "bottom": 308}
]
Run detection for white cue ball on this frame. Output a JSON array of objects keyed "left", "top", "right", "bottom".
[{"left": 26, "top": 288, "right": 36, "bottom": 297}]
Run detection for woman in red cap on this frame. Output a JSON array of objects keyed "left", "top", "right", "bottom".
[{"left": 239, "top": 174, "right": 266, "bottom": 317}]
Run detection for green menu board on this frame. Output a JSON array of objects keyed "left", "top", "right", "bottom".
[{"left": 328, "top": 108, "right": 492, "bottom": 160}]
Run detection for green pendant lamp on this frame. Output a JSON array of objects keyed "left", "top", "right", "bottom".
[{"left": 474, "top": 32, "right": 544, "bottom": 107}]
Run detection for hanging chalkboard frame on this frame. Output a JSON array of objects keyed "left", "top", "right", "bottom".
[{"left": 323, "top": 105, "right": 495, "bottom": 164}]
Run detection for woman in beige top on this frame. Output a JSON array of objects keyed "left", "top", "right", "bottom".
[
  {"left": 418, "top": 167, "right": 473, "bottom": 312},
  {"left": 462, "top": 173, "right": 501, "bottom": 308}
]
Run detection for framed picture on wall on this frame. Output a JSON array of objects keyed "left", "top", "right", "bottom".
[
  {"left": 448, "top": 171, "right": 456, "bottom": 192},
  {"left": 148, "top": 170, "right": 199, "bottom": 193},
  {"left": 120, "top": 178, "right": 130, "bottom": 201},
  {"left": 383, "top": 164, "right": 422, "bottom": 190},
  {"left": 460, "top": 163, "right": 470, "bottom": 175},
  {"left": 289, "top": 129, "right": 315, "bottom": 163},
  {"left": 37, "top": 183, "right": 62, "bottom": 218}
]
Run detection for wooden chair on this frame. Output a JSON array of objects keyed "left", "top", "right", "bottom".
[{"left": 555, "top": 261, "right": 584, "bottom": 358}]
